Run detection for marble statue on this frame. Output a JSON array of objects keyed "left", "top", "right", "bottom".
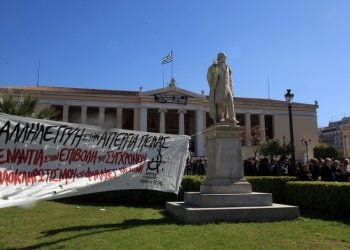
[{"left": 207, "top": 52, "right": 238, "bottom": 124}]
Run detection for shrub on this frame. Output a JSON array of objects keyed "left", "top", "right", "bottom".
[
  {"left": 286, "top": 181, "right": 350, "bottom": 214},
  {"left": 258, "top": 138, "right": 291, "bottom": 158},
  {"left": 313, "top": 144, "right": 342, "bottom": 160},
  {"left": 178, "top": 176, "right": 298, "bottom": 203},
  {"left": 178, "top": 175, "right": 205, "bottom": 200},
  {"left": 246, "top": 176, "right": 298, "bottom": 203},
  {"left": 60, "top": 176, "right": 297, "bottom": 205},
  {"left": 60, "top": 176, "right": 350, "bottom": 215}
]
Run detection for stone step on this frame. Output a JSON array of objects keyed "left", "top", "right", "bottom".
[
  {"left": 185, "top": 192, "right": 273, "bottom": 207},
  {"left": 166, "top": 201, "right": 299, "bottom": 224}
]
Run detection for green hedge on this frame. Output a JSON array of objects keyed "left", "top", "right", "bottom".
[
  {"left": 59, "top": 176, "right": 296, "bottom": 205},
  {"left": 178, "top": 175, "right": 206, "bottom": 200},
  {"left": 59, "top": 176, "right": 350, "bottom": 215},
  {"left": 246, "top": 176, "right": 298, "bottom": 203},
  {"left": 179, "top": 178, "right": 350, "bottom": 215},
  {"left": 286, "top": 181, "right": 350, "bottom": 214},
  {"left": 179, "top": 176, "right": 299, "bottom": 203}
]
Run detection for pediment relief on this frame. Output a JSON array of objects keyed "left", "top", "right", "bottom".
[{"left": 140, "top": 85, "right": 205, "bottom": 99}]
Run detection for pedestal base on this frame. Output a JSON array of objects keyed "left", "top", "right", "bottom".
[
  {"left": 166, "top": 124, "right": 299, "bottom": 224},
  {"left": 166, "top": 201, "right": 299, "bottom": 224},
  {"left": 201, "top": 179, "right": 252, "bottom": 194},
  {"left": 185, "top": 192, "right": 272, "bottom": 207}
]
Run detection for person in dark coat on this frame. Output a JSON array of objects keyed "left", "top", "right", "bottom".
[{"left": 321, "top": 158, "right": 335, "bottom": 181}]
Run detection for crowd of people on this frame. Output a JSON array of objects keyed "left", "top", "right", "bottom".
[
  {"left": 185, "top": 156, "right": 350, "bottom": 182},
  {"left": 243, "top": 157, "right": 350, "bottom": 182},
  {"left": 184, "top": 158, "right": 207, "bottom": 176}
]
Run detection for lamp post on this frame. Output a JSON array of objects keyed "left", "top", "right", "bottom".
[{"left": 285, "top": 89, "right": 296, "bottom": 175}]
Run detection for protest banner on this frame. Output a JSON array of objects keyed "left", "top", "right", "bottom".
[{"left": 0, "top": 113, "right": 189, "bottom": 208}]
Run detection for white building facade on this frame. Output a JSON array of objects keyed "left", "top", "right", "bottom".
[
  {"left": 320, "top": 117, "right": 350, "bottom": 154},
  {"left": 0, "top": 85, "right": 319, "bottom": 161}
]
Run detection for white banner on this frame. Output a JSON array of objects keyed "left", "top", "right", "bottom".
[{"left": 0, "top": 113, "right": 189, "bottom": 208}]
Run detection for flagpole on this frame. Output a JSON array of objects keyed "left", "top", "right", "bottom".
[
  {"left": 171, "top": 50, "right": 173, "bottom": 79},
  {"left": 267, "top": 76, "right": 270, "bottom": 99},
  {"left": 161, "top": 50, "right": 173, "bottom": 86},
  {"left": 162, "top": 64, "right": 165, "bottom": 88}
]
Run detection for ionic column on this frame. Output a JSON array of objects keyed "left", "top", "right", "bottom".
[
  {"left": 245, "top": 113, "right": 252, "bottom": 146},
  {"left": 133, "top": 108, "right": 140, "bottom": 131},
  {"left": 178, "top": 109, "right": 187, "bottom": 135},
  {"left": 259, "top": 114, "right": 266, "bottom": 142},
  {"left": 195, "top": 109, "right": 205, "bottom": 156},
  {"left": 116, "top": 108, "right": 123, "bottom": 129},
  {"left": 81, "top": 106, "right": 87, "bottom": 124},
  {"left": 98, "top": 107, "right": 105, "bottom": 127},
  {"left": 63, "top": 105, "right": 69, "bottom": 122},
  {"left": 159, "top": 108, "right": 167, "bottom": 133},
  {"left": 140, "top": 107, "right": 148, "bottom": 132}
]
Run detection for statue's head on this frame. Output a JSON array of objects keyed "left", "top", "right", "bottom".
[{"left": 217, "top": 52, "right": 227, "bottom": 62}]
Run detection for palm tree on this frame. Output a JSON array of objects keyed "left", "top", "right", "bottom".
[{"left": 0, "top": 90, "right": 59, "bottom": 120}]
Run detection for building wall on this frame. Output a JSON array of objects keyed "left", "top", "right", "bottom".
[
  {"left": 342, "top": 126, "right": 350, "bottom": 158},
  {"left": 272, "top": 111, "right": 318, "bottom": 161},
  {"left": 319, "top": 117, "right": 350, "bottom": 156},
  {"left": 0, "top": 86, "right": 319, "bottom": 161}
]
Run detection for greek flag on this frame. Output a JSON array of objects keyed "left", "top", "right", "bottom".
[{"left": 162, "top": 51, "right": 173, "bottom": 64}]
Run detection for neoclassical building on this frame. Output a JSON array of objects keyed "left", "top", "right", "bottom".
[
  {"left": 319, "top": 117, "right": 350, "bottom": 156},
  {"left": 0, "top": 84, "right": 319, "bottom": 161},
  {"left": 342, "top": 125, "right": 350, "bottom": 158}
]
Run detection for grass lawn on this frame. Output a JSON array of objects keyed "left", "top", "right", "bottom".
[{"left": 1, "top": 201, "right": 350, "bottom": 250}]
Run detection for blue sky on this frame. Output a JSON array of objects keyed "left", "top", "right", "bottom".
[{"left": 1, "top": 0, "right": 350, "bottom": 127}]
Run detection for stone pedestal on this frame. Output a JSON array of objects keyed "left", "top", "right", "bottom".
[
  {"left": 200, "top": 125, "right": 251, "bottom": 194},
  {"left": 166, "top": 124, "right": 299, "bottom": 224}
]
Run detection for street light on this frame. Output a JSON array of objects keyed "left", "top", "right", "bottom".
[{"left": 284, "top": 89, "right": 296, "bottom": 175}]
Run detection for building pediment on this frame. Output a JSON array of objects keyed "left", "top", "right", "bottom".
[{"left": 140, "top": 85, "right": 205, "bottom": 99}]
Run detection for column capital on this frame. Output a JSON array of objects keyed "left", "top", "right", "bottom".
[
  {"left": 178, "top": 109, "right": 187, "bottom": 114},
  {"left": 159, "top": 108, "right": 167, "bottom": 113}
]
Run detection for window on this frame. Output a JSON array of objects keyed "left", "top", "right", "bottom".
[
  {"left": 122, "top": 109, "right": 134, "bottom": 130},
  {"left": 265, "top": 115, "right": 274, "bottom": 140},
  {"left": 147, "top": 109, "right": 159, "bottom": 133}
]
